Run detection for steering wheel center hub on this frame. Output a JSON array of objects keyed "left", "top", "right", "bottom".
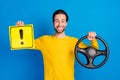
[{"left": 87, "top": 48, "right": 96, "bottom": 57}]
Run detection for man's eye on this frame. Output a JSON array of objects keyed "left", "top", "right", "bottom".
[{"left": 55, "top": 20, "right": 59, "bottom": 23}]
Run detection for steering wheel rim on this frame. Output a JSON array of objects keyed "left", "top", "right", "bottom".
[{"left": 74, "top": 35, "right": 109, "bottom": 69}]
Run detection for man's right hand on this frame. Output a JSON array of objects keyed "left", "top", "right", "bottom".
[{"left": 16, "top": 21, "right": 24, "bottom": 26}]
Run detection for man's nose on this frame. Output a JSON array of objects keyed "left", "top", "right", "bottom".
[{"left": 58, "top": 22, "right": 62, "bottom": 26}]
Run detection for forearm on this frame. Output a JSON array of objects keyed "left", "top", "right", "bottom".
[
  {"left": 78, "top": 42, "right": 88, "bottom": 48},
  {"left": 91, "top": 39, "right": 99, "bottom": 49},
  {"left": 78, "top": 40, "right": 99, "bottom": 49}
]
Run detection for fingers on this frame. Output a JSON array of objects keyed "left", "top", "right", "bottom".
[
  {"left": 87, "top": 31, "right": 97, "bottom": 40},
  {"left": 16, "top": 21, "right": 24, "bottom": 26}
]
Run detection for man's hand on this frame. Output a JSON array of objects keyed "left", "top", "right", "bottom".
[
  {"left": 87, "top": 32, "right": 97, "bottom": 41},
  {"left": 16, "top": 21, "right": 24, "bottom": 26}
]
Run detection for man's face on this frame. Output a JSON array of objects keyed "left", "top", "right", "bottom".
[{"left": 54, "top": 14, "right": 67, "bottom": 33}]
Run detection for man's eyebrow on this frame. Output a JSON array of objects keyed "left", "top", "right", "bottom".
[
  {"left": 62, "top": 19, "right": 65, "bottom": 20},
  {"left": 57, "top": 18, "right": 65, "bottom": 20},
  {"left": 55, "top": 19, "right": 58, "bottom": 20}
]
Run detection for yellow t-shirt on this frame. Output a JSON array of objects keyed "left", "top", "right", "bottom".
[{"left": 34, "top": 35, "right": 98, "bottom": 80}]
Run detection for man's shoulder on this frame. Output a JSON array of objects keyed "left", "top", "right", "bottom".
[
  {"left": 35, "top": 35, "right": 52, "bottom": 40},
  {"left": 41, "top": 35, "right": 51, "bottom": 38},
  {"left": 67, "top": 35, "right": 78, "bottom": 40}
]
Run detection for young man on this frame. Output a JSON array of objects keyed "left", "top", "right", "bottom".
[{"left": 16, "top": 9, "right": 98, "bottom": 80}]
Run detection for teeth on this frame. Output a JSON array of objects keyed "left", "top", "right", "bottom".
[{"left": 57, "top": 27, "right": 63, "bottom": 30}]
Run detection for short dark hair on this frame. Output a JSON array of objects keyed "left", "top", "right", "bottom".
[{"left": 52, "top": 9, "right": 69, "bottom": 22}]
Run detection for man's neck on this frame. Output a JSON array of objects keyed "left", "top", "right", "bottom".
[{"left": 54, "top": 32, "right": 66, "bottom": 38}]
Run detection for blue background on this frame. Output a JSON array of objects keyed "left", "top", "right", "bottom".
[{"left": 0, "top": 0, "right": 120, "bottom": 80}]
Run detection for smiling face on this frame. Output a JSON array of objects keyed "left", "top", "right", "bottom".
[{"left": 53, "top": 14, "right": 67, "bottom": 33}]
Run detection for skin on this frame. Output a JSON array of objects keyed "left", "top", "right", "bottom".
[
  {"left": 53, "top": 14, "right": 67, "bottom": 38},
  {"left": 16, "top": 14, "right": 97, "bottom": 40}
]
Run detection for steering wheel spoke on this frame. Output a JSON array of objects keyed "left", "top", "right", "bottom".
[
  {"left": 76, "top": 46, "right": 86, "bottom": 54},
  {"left": 87, "top": 58, "right": 95, "bottom": 68},
  {"left": 96, "top": 49, "right": 107, "bottom": 56}
]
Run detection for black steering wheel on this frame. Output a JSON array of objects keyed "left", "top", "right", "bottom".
[{"left": 74, "top": 35, "right": 109, "bottom": 69}]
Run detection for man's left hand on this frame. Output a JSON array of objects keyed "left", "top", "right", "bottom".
[{"left": 87, "top": 32, "right": 97, "bottom": 41}]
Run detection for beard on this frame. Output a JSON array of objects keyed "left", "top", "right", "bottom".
[{"left": 54, "top": 28, "right": 65, "bottom": 33}]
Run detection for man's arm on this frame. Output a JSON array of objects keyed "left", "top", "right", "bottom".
[
  {"left": 78, "top": 39, "right": 98, "bottom": 49},
  {"left": 78, "top": 32, "right": 99, "bottom": 49},
  {"left": 88, "top": 32, "right": 98, "bottom": 49},
  {"left": 91, "top": 39, "right": 98, "bottom": 49}
]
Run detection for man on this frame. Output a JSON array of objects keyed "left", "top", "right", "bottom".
[{"left": 16, "top": 9, "right": 98, "bottom": 80}]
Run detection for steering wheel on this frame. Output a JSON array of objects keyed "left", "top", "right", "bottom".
[{"left": 74, "top": 35, "right": 109, "bottom": 69}]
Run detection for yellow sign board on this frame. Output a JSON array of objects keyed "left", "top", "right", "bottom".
[{"left": 9, "top": 24, "right": 35, "bottom": 50}]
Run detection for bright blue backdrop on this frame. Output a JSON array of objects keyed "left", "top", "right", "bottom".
[{"left": 0, "top": 0, "right": 120, "bottom": 80}]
